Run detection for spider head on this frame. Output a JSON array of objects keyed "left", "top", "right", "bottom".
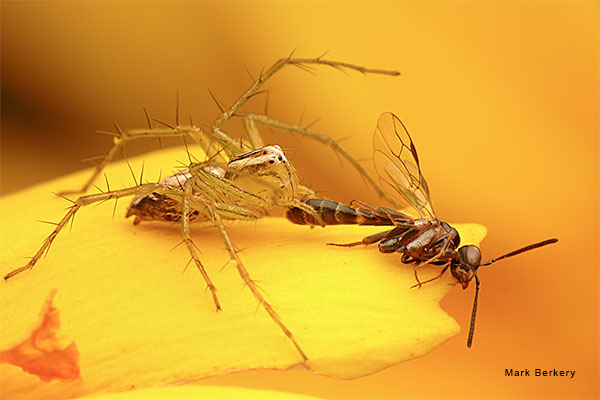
[{"left": 226, "top": 145, "right": 299, "bottom": 201}]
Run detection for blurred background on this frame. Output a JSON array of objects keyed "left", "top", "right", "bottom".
[{"left": 1, "top": 1, "right": 597, "bottom": 399}]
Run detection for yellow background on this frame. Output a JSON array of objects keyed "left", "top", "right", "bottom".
[{"left": 1, "top": 1, "right": 597, "bottom": 399}]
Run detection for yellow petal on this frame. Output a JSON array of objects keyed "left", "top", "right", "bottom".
[
  {"left": 0, "top": 147, "right": 486, "bottom": 399},
  {"left": 80, "top": 385, "right": 324, "bottom": 400}
]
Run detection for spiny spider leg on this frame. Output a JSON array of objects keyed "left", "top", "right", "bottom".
[
  {"left": 243, "top": 114, "right": 397, "bottom": 206},
  {"left": 4, "top": 182, "right": 162, "bottom": 280},
  {"left": 61, "top": 56, "right": 399, "bottom": 200},
  {"left": 182, "top": 181, "right": 221, "bottom": 311},
  {"left": 211, "top": 56, "right": 400, "bottom": 139},
  {"left": 59, "top": 124, "right": 210, "bottom": 196},
  {"left": 206, "top": 203, "right": 308, "bottom": 361}
]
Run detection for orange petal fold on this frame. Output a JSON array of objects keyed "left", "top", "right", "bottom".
[{"left": 1, "top": 289, "right": 80, "bottom": 382}]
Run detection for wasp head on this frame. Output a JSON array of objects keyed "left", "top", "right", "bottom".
[{"left": 451, "top": 245, "right": 482, "bottom": 289}]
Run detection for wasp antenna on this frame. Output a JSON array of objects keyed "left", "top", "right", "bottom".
[
  {"left": 467, "top": 276, "right": 480, "bottom": 348},
  {"left": 207, "top": 89, "right": 225, "bottom": 114},
  {"left": 481, "top": 238, "right": 558, "bottom": 266}
]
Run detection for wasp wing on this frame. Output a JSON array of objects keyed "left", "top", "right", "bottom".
[{"left": 373, "top": 112, "right": 436, "bottom": 220}]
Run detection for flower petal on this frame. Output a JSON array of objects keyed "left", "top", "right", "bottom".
[{"left": 1, "top": 147, "right": 486, "bottom": 398}]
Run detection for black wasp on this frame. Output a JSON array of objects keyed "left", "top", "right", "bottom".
[{"left": 287, "top": 112, "right": 557, "bottom": 347}]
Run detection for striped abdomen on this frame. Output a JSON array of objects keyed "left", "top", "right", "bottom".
[{"left": 286, "top": 198, "right": 411, "bottom": 226}]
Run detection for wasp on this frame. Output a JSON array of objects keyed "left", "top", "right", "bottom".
[{"left": 287, "top": 112, "right": 558, "bottom": 347}]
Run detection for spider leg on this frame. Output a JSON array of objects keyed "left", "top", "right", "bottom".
[
  {"left": 244, "top": 114, "right": 396, "bottom": 206},
  {"left": 181, "top": 181, "right": 221, "bottom": 311},
  {"left": 288, "top": 198, "right": 325, "bottom": 227},
  {"left": 59, "top": 124, "right": 212, "bottom": 196},
  {"left": 206, "top": 204, "right": 308, "bottom": 361},
  {"left": 212, "top": 56, "right": 399, "bottom": 140},
  {"left": 4, "top": 182, "right": 163, "bottom": 280}
]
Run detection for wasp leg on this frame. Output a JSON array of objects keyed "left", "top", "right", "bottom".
[
  {"left": 206, "top": 203, "right": 308, "bottom": 362},
  {"left": 4, "top": 182, "right": 164, "bottom": 280},
  {"left": 411, "top": 236, "right": 454, "bottom": 288},
  {"left": 328, "top": 228, "right": 396, "bottom": 248},
  {"left": 410, "top": 263, "right": 451, "bottom": 289}
]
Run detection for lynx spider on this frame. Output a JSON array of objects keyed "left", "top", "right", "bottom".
[{"left": 3, "top": 54, "right": 400, "bottom": 360}]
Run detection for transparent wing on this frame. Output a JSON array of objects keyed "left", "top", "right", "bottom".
[{"left": 373, "top": 112, "right": 436, "bottom": 220}]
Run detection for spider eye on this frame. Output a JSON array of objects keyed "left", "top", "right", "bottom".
[
  {"left": 263, "top": 150, "right": 268, "bottom": 155},
  {"left": 278, "top": 155, "right": 282, "bottom": 161},
  {"left": 269, "top": 159, "right": 275, "bottom": 164}
]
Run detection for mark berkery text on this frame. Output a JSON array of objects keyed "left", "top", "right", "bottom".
[{"left": 505, "top": 369, "right": 575, "bottom": 378}]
